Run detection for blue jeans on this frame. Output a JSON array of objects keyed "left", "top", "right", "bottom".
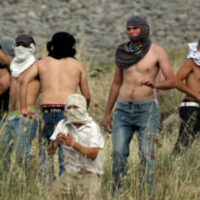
[
  {"left": 39, "top": 111, "right": 65, "bottom": 182},
  {"left": 112, "top": 99, "right": 160, "bottom": 188},
  {"left": 0, "top": 115, "right": 37, "bottom": 173}
]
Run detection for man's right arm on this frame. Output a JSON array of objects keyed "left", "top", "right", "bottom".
[
  {"left": 103, "top": 66, "right": 123, "bottom": 133},
  {"left": 19, "top": 62, "right": 39, "bottom": 115},
  {"left": 0, "top": 50, "right": 13, "bottom": 67}
]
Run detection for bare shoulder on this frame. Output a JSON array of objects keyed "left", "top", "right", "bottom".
[
  {"left": 66, "top": 57, "right": 85, "bottom": 71},
  {"left": 151, "top": 43, "right": 166, "bottom": 55}
]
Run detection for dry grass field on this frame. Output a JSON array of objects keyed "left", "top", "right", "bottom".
[{"left": 1, "top": 46, "right": 200, "bottom": 200}]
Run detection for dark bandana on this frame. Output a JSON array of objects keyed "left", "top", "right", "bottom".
[{"left": 115, "top": 16, "right": 151, "bottom": 69}]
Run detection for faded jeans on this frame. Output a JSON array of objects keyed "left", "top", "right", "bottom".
[
  {"left": 39, "top": 111, "right": 65, "bottom": 183},
  {"left": 112, "top": 99, "right": 160, "bottom": 189},
  {"left": 0, "top": 115, "right": 37, "bottom": 173}
]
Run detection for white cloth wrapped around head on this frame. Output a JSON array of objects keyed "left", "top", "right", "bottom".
[
  {"left": 187, "top": 43, "right": 200, "bottom": 66},
  {"left": 10, "top": 34, "right": 36, "bottom": 78},
  {"left": 65, "top": 93, "right": 92, "bottom": 124}
]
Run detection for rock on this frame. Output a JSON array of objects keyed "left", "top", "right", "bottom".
[{"left": 0, "top": 0, "right": 199, "bottom": 62}]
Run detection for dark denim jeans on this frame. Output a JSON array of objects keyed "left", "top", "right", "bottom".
[
  {"left": 39, "top": 111, "right": 65, "bottom": 182},
  {"left": 173, "top": 99, "right": 200, "bottom": 154},
  {"left": 112, "top": 99, "right": 160, "bottom": 189},
  {"left": 0, "top": 116, "right": 37, "bottom": 172}
]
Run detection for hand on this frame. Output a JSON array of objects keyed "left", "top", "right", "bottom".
[
  {"left": 47, "top": 141, "right": 57, "bottom": 155},
  {"left": 65, "top": 134, "right": 74, "bottom": 147},
  {"left": 22, "top": 108, "right": 35, "bottom": 116},
  {"left": 141, "top": 78, "right": 156, "bottom": 88},
  {"left": 103, "top": 114, "right": 112, "bottom": 134},
  {"left": 56, "top": 133, "right": 67, "bottom": 146}
]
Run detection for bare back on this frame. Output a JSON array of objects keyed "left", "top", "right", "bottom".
[
  {"left": 9, "top": 77, "right": 40, "bottom": 111},
  {"left": 118, "top": 44, "right": 160, "bottom": 101},
  {"left": 36, "top": 57, "right": 85, "bottom": 104}
]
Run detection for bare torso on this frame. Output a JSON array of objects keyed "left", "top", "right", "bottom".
[
  {"left": 37, "top": 57, "right": 84, "bottom": 104},
  {"left": 9, "top": 77, "right": 40, "bottom": 111},
  {"left": 185, "top": 60, "right": 200, "bottom": 100},
  {"left": 118, "top": 44, "right": 160, "bottom": 102}
]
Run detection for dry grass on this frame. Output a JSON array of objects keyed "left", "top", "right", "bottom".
[{"left": 1, "top": 46, "right": 200, "bottom": 200}]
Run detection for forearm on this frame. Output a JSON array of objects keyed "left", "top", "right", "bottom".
[
  {"left": 68, "top": 140, "right": 98, "bottom": 160},
  {"left": 176, "top": 80, "right": 198, "bottom": 100},
  {"left": 105, "top": 83, "right": 121, "bottom": 115},
  {"left": 154, "top": 78, "right": 176, "bottom": 90}
]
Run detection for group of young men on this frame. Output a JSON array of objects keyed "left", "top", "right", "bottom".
[{"left": 0, "top": 15, "right": 200, "bottom": 198}]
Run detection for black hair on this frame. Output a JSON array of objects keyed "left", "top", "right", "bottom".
[{"left": 47, "top": 32, "right": 76, "bottom": 59}]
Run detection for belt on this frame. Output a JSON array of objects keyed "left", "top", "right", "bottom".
[
  {"left": 40, "top": 104, "right": 65, "bottom": 112},
  {"left": 180, "top": 102, "right": 200, "bottom": 107}
]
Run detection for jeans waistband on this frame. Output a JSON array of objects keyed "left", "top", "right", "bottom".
[
  {"left": 117, "top": 98, "right": 158, "bottom": 105},
  {"left": 40, "top": 104, "right": 65, "bottom": 112},
  {"left": 40, "top": 104, "right": 65, "bottom": 108}
]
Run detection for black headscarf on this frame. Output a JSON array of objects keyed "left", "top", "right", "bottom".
[
  {"left": 115, "top": 16, "right": 151, "bottom": 69},
  {"left": 47, "top": 32, "right": 76, "bottom": 59}
]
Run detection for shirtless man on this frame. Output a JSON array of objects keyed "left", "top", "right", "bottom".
[
  {"left": 172, "top": 40, "right": 200, "bottom": 154},
  {"left": 103, "top": 16, "right": 175, "bottom": 193},
  {"left": 0, "top": 37, "right": 15, "bottom": 126},
  {"left": 0, "top": 34, "right": 40, "bottom": 174},
  {"left": 19, "top": 32, "right": 90, "bottom": 182}
]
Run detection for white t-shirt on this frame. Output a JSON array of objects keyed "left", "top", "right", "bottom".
[{"left": 50, "top": 119, "right": 104, "bottom": 175}]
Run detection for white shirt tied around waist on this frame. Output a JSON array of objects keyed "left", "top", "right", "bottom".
[{"left": 50, "top": 119, "right": 104, "bottom": 175}]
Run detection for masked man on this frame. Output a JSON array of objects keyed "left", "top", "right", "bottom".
[
  {"left": 172, "top": 40, "right": 200, "bottom": 154},
  {"left": 47, "top": 93, "right": 104, "bottom": 200},
  {"left": 0, "top": 37, "right": 15, "bottom": 126},
  {"left": 103, "top": 16, "right": 175, "bottom": 193},
  {"left": 0, "top": 34, "right": 40, "bottom": 175}
]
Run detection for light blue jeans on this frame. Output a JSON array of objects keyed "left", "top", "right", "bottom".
[
  {"left": 0, "top": 115, "right": 38, "bottom": 173},
  {"left": 112, "top": 99, "right": 160, "bottom": 188}
]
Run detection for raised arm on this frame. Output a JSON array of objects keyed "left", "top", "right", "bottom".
[
  {"left": 19, "top": 62, "right": 39, "bottom": 114},
  {"left": 175, "top": 59, "right": 200, "bottom": 101},
  {"left": 103, "top": 66, "right": 123, "bottom": 133},
  {"left": 79, "top": 65, "right": 90, "bottom": 108}
]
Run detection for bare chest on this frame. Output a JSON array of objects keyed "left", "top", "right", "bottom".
[{"left": 123, "top": 53, "right": 159, "bottom": 79}]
